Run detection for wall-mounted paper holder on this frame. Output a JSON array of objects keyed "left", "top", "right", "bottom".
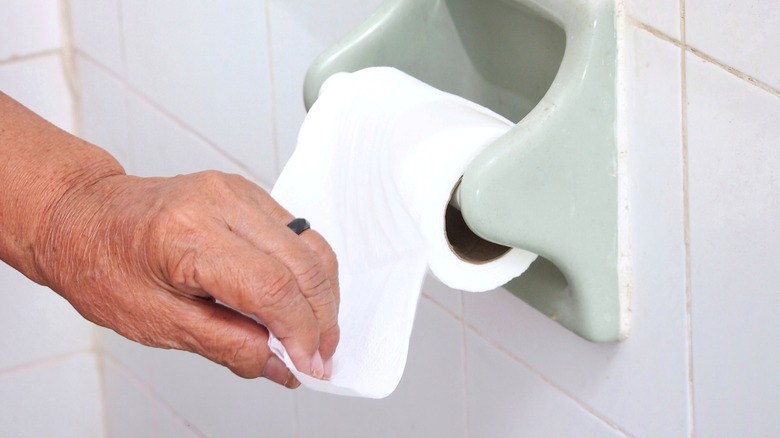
[{"left": 303, "top": 0, "right": 630, "bottom": 342}]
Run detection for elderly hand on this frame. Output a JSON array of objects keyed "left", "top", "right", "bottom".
[{"left": 0, "top": 93, "right": 339, "bottom": 388}]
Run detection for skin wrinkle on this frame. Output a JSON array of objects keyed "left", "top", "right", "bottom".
[{"left": 0, "top": 93, "right": 339, "bottom": 387}]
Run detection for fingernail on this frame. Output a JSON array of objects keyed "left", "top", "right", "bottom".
[
  {"left": 310, "top": 350, "right": 324, "bottom": 379},
  {"left": 263, "top": 355, "right": 294, "bottom": 388},
  {"left": 284, "top": 374, "right": 301, "bottom": 389},
  {"left": 324, "top": 357, "right": 334, "bottom": 380}
]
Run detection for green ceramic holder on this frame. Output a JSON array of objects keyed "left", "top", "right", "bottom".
[{"left": 303, "top": 0, "right": 629, "bottom": 343}]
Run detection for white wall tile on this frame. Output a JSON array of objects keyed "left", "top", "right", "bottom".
[
  {"left": 0, "top": 263, "right": 93, "bottom": 371},
  {"left": 0, "top": 54, "right": 73, "bottom": 133},
  {"left": 151, "top": 407, "right": 204, "bottom": 438},
  {"left": 100, "top": 329, "right": 155, "bottom": 382},
  {"left": 103, "top": 355, "right": 206, "bottom": 438},
  {"left": 120, "top": 0, "right": 276, "bottom": 183},
  {"left": 686, "top": 53, "right": 780, "bottom": 437},
  {"left": 75, "top": 56, "right": 131, "bottom": 168},
  {"left": 101, "top": 329, "right": 294, "bottom": 438},
  {"left": 77, "top": 53, "right": 263, "bottom": 183},
  {"left": 686, "top": 0, "right": 780, "bottom": 90},
  {"left": 267, "top": 0, "right": 385, "bottom": 171},
  {"left": 69, "top": 0, "right": 124, "bottom": 75},
  {"left": 463, "top": 28, "right": 690, "bottom": 436},
  {"left": 297, "top": 298, "right": 467, "bottom": 438},
  {"left": 0, "top": 0, "right": 61, "bottom": 61},
  {"left": 126, "top": 92, "right": 256, "bottom": 181},
  {"left": 102, "top": 358, "right": 155, "bottom": 438},
  {"left": 0, "top": 354, "right": 104, "bottom": 438},
  {"left": 626, "top": 0, "right": 680, "bottom": 40},
  {"left": 465, "top": 331, "right": 626, "bottom": 438},
  {"left": 421, "top": 274, "right": 463, "bottom": 317}
]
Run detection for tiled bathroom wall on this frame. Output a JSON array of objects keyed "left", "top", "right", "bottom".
[
  {"left": 2, "top": 0, "right": 778, "bottom": 436},
  {"left": 0, "top": 1, "right": 104, "bottom": 436}
]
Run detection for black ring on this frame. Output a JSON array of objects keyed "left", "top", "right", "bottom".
[{"left": 287, "top": 218, "right": 311, "bottom": 235}]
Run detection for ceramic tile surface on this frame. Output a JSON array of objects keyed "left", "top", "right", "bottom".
[
  {"left": 126, "top": 92, "right": 252, "bottom": 180},
  {"left": 0, "top": 354, "right": 104, "bottom": 438},
  {"left": 101, "top": 327, "right": 294, "bottom": 438},
  {"left": 463, "top": 28, "right": 690, "bottom": 436},
  {"left": 686, "top": 53, "right": 780, "bottom": 438},
  {"left": 120, "top": 0, "right": 276, "bottom": 182},
  {"left": 59, "top": 1, "right": 780, "bottom": 436},
  {"left": 0, "top": 263, "right": 93, "bottom": 371},
  {"left": 151, "top": 407, "right": 205, "bottom": 438},
  {"left": 421, "top": 274, "right": 463, "bottom": 317},
  {"left": 465, "top": 331, "right": 626, "bottom": 438},
  {"left": 267, "top": 0, "right": 385, "bottom": 173},
  {"left": 69, "top": 0, "right": 124, "bottom": 74},
  {"left": 0, "top": 55, "right": 73, "bottom": 133},
  {"left": 0, "top": 0, "right": 61, "bottom": 61},
  {"left": 686, "top": 0, "right": 780, "bottom": 90},
  {"left": 626, "top": 0, "right": 680, "bottom": 40},
  {"left": 103, "top": 358, "right": 155, "bottom": 438},
  {"left": 103, "top": 356, "right": 206, "bottom": 438},
  {"left": 296, "top": 298, "right": 467, "bottom": 438},
  {"left": 75, "top": 56, "right": 131, "bottom": 168}
]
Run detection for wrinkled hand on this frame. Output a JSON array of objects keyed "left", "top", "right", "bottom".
[{"left": 35, "top": 171, "right": 339, "bottom": 387}]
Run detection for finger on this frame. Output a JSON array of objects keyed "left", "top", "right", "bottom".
[
  {"left": 298, "top": 229, "right": 340, "bottom": 308},
  {"left": 225, "top": 206, "right": 340, "bottom": 368},
  {"left": 297, "top": 229, "right": 340, "bottom": 362},
  {"left": 167, "top": 228, "right": 324, "bottom": 379},
  {"left": 166, "top": 296, "right": 300, "bottom": 388}
]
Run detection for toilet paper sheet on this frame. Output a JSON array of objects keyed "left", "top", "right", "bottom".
[{"left": 270, "top": 67, "right": 536, "bottom": 398}]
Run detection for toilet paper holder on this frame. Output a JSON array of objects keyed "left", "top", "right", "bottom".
[{"left": 302, "top": 0, "right": 630, "bottom": 342}]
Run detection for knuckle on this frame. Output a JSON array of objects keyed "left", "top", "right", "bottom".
[
  {"left": 323, "top": 250, "right": 339, "bottom": 280},
  {"left": 305, "top": 233, "right": 339, "bottom": 279},
  {"left": 294, "top": 261, "right": 337, "bottom": 310},
  {"left": 147, "top": 203, "right": 199, "bottom": 242},
  {"left": 296, "top": 260, "right": 328, "bottom": 290},
  {"left": 259, "top": 269, "right": 299, "bottom": 309},
  {"left": 191, "top": 171, "right": 246, "bottom": 198},
  {"left": 222, "top": 333, "right": 262, "bottom": 378},
  {"left": 148, "top": 209, "right": 205, "bottom": 289}
]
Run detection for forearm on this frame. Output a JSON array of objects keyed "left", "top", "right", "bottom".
[{"left": 0, "top": 92, "right": 125, "bottom": 284}]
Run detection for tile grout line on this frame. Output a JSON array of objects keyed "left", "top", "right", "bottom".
[
  {"left": 102, "top": 352, "right": 209, "bottom": 438},
  {"left": 679, "top": 1, "right": 696, "bottom": 437},
  {"left": 463, "top": 322, "right": 630, "bottom": 437},
  {"left": 116, "top": 0, "right": 136, "bottom": 175},
  {"left": 631, "top": 11, "right": 701, "bottom": 437},
  {"left": 58, "top": 0, "right": 82, "bottom": 138},
  {"left": 0, "top": 350, "right": 94, "bottom": 379},
  {"left": 117, "top": 0, "right": 128, "bottom": 76},
  {"left": 74, "top": 50, "right": 273, "bottom": 188},
  {"left": 459, "top": 293, "right": 472, "bottom": 438},
  {"left": 628, "top": 19, "right": 780, "bottom": 100},
  {"left": 58, "top": 2, "right": 107, "bottom": 435},
  {"left": 263, "top": 0, "right": 282, "bottom": 180},
  {"left": 420, "top": 293, "right": 462, "bottom": 323},
  {"left": 426, "top": 292, "right": 627, "bottom": 435},
  {"left": 95, "top": 347, "right": 112, "bottom": 438},
  {"left": 0, "top": 48, "right": 61, "bottom": 67},
  {"left": 685, "top": 46, "right": 780, "bottom": 99},
  {"left": 627, "top": 18, "right": 684, "bottom": 48}
]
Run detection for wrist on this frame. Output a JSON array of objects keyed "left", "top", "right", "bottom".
[{"left": 30, "top": 154, "right": 126, "bottom": 288}]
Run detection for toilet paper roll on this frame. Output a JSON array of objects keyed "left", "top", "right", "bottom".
[{"left": 270, "top": 67, "right": 537, "bottom": 398}]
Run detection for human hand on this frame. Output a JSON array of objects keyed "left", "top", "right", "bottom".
[{"left": 34, "top": 171, "right": 339, "bottom": 388}]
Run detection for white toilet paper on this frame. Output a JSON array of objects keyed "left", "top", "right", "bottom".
[{"left": 270, "top": 67, "right": 536, "bottom": 398}]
